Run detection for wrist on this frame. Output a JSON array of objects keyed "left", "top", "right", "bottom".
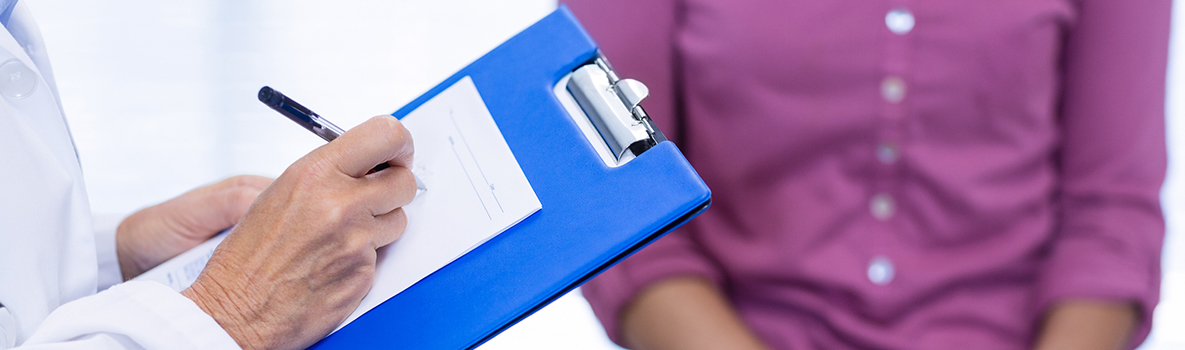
[
  {"left": 1034, "top": 300, "right": 1137, "bottom": 350},
  {"left": 623, "top": 277, "right": 768, "bottom": 350},
  {"left": 182, "top": 272, "right": 267, "bottom": 350}
]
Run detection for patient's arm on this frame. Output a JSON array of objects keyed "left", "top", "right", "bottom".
[
  {"left": 1033, "top": 300, "right": 1137, "bottom": 350},
  {"left": 620, "top": 277, "right": 769, "bottom": 350}
]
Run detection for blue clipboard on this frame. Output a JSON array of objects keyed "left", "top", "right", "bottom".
[{"left": 310, "top": 6, "right": 710, "bottom": 349}]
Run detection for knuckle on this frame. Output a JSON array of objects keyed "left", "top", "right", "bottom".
[
  {"left": 220, "top": 188, "right": 259, "bottom": 215},
  {"left": 344, "top": 271, "right": 375, "bottom": 297},
  {"left": 321, "top": 203, "right": 350, "bottom": 227},
  {"left": 226, "top": 174, "right": 272, "bottom": 190},
  {"left": 380, "top": 209, "right": 408, "bottom": 244},
  {"left": 400, "top": 169, "right": 417, "bottom": 190},
  {"left": 226, "top": 175, "right": 253, "bottom": 188},
  {"left": 374, "top": 116, "right": 408, "bottom": 145},
  {"left": 290, "top": 158, "right": 331, "bottom": 186},
  {"left": 392, "top": 210, "right": 408, "bottom": 237},
  {"left": 376, "top": 168, "right": 416, "bottom": 205},
  {"left": 397, "top": 172, "right": 418, "bottom": 205},
  {"left": 345, "top": 232, "right": 374, "bottom": 255},
  {"left": 232, "top": 187, "right": 260, "bottom": 205},
  {"left": 374, "top": 114, "right": 401, "bottom": 131}
]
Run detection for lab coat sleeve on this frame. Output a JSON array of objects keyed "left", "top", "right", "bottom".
[
  {"left": 91, "top": 213, "right": 127, "bottom": 291},
  {"left": 16, "top": 281, "right": 240, "bottom": 350}
]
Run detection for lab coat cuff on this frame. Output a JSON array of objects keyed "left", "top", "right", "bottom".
[
  {"left": 92, "top": 212, "right": 128, "bottom": 291},
  {"left": 24, "top": 281, "right": 241, "bottom": 349},
  {"left": 130, "top": 281, "right": 242, "bottom": 349}
]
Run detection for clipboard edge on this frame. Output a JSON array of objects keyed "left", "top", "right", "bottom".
[{"left": 464, "top": 197, "right": 712, "bottom": 350}]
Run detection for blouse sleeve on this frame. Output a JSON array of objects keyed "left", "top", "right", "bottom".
[
  {"left": 1038, "top": 0, "right": 1170, "bottom": 347},
  {"left": 562, "top": 0, "right": 727, "bottom": 345}
]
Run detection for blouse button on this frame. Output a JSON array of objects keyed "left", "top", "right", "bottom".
[
  {"left": 870, "top": 193, "right": 895, "bottom": 221},
  {"left": 868, "top": 256, "right": 895, "bottom": 285},
  {"left": 0, "top": 59, "right": 37, "bottom": 100},
  {"left": 876, "top": 143, "right": 899, "bottom": 164},
  {"left": 885, "top": 8, "right": 915, "bottom": 35},
  {"left": 881, "top": 76, "right": 907, "bottom": 103}
]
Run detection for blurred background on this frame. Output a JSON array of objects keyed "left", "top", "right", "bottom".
[{"left": 23, "top": 0, "right": 1185, "bottom": 348}]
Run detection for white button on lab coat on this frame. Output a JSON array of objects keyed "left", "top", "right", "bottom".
[{"left": 0, "top": 3, "right": 238, "bottom": 349}]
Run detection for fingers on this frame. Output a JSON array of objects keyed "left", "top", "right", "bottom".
[
  {"left": 322, "top": 116, "right": 414, "bottom": 178},
  {"left": 356, "top": 165, "right": 419, "bottom": 217},
  {"left": 370, "top": 208, "right": 408, "bottom": 248},
  {"left": 183, "top": 118, "right": 418, "bottom": 349},
  {"left": 195, "top": 176, "right": 273, "bottom": 231},
  {"left": 298, "top": 116, "right": 417, "bottom": 218},
  {"left": 222, "top": 175, "right": 274, "bottom": 191},
  {"left": 190, "top": 175, "right": 274, "bottom": 197},
  {"left": 167, "top": 183, "right": 264, "bottom": 237},
  {"left": 213, "top": 185, "right": 265, "bottom": 228}
]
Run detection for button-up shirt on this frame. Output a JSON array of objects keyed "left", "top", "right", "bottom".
[{"left": 563, "top": 1, "right": 1169, "bottom": 349}]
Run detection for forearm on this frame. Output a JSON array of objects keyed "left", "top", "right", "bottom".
[
  {"left": 1033, "top": 300, "right": 1137, "bottom": 350},
  {"left": 620, "top": 277, "right": 768, "bottom": 350}
]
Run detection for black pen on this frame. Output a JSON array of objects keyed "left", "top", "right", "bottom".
[{"left": 258, "top": 86, "right": 425, "bottom": 191}]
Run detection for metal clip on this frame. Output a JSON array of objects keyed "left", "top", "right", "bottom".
[{"left": 566, "top": 55, "right": 664, "bottom": 160}]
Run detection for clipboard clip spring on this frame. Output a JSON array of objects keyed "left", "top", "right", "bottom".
[{"left": 566, "top": 54, "right": 667, "bottom": 160}]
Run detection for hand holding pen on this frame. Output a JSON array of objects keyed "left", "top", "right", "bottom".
[
  {"left": 183, "top": 96, "right": 421, "bottom": 349},
  {"left": 259, "top": 86, "right": 426, "bottom": 191}
]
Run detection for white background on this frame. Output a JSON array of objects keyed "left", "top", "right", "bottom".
[{"left": 22, "top": 0, "right": 1185, "bottom": 348}]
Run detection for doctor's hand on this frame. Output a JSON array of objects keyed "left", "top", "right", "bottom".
[
  {"left": 181, "top": 116, "right": 416, "bottom": 350},
  {"left": 116, "top": 175, "right": 273, "bottom": 280}
]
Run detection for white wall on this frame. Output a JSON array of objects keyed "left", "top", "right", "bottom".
[{"left": 24, "top": 0, "right": 1185, "bottom": 348}]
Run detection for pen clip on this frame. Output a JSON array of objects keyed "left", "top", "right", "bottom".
[
  {"left": 309, "top": 114, "right": 347, "bottom": 142},
  {"left": 259, "top": 86, "right": 346, "bottom": 143}
]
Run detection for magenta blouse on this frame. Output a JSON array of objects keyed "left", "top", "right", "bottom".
[{"left": 563, "top": 1, "right": 1170, "bottom": 349}]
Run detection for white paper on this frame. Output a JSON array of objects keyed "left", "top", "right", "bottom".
[
  {"left": 134, "top": 76, "right": 541, "bottom": 331},
  {"left": 135, "top": 229, "right": 227, "bottom": 291}
]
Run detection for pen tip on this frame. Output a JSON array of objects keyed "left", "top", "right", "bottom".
[{"left": 415, "top": 175, "right": 427, "bottom": 191}]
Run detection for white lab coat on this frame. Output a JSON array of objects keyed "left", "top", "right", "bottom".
[{"left": 0, "top": 3, "right": 238, "bottom": 349}]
